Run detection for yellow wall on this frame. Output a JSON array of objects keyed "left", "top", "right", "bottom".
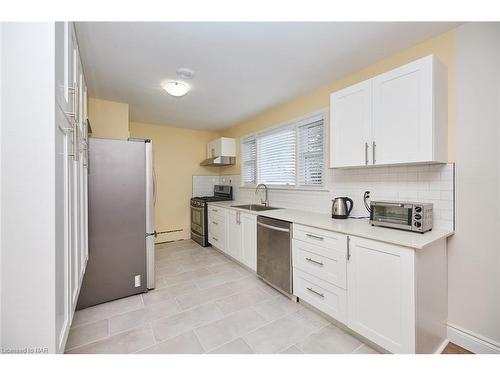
[
  {"left": 220, "top": 31, "right": 454, "bottom": 174},
  {"left": 129, "top": 122, "right": 220, "bottom": 242},
  {"left": 88, "top": 98, "right": 130, "bottom": 140}
]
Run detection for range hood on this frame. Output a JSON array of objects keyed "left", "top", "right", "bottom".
[{"left": 200, "top": 156, "right": 236, "bottom": 167}]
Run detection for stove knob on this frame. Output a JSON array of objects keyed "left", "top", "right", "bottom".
[
  {"left": 414, "top": 206, "right": 422, "bottom": 213},
  {"left": 414, "top": 221, "right": 422, "bottom": 228},
  {"left": 414, "top": 214, "right": 422, "bottom": 220}
]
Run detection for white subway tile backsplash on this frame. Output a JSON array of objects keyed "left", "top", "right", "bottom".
[
  {"left": 192, "top": 175, "right": 222, "bottom": 197},
  {"left": 441, "top": 191, "right": 454, "bottom": 201},
  {"left": 213, "top": 163, "right": 454, "bottom": 231},
  {"left": 418, "top": 190, "right": 441, "bottom": 200}
]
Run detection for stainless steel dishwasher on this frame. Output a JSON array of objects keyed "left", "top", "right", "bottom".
[{"left": 257, "top": 216, "right": 292, "bottom": 296}]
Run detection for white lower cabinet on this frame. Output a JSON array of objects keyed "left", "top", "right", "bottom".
[
  {"left": 240, "top": 213, "right": 257, "bottom": 271},
  {"left": 294, "top": 269, "right": 347, "bottom": 324},
  {"left": 346, "top": 236, "right": 415, "bottom": 354},
  {"left": 208, "top": 208, "right": 226, "bottom": 253},
  {"left": 292, "top": 225, "right": 348, "bottom": 324},
  {"left": 208, "top": 206, "right": 258, "bottom": 272},
  {"left": 292, "top": 224, "right": 447, "bottom": 354},
  {"left": 225, "top": 209, "right": 241, "bottom": 260}
]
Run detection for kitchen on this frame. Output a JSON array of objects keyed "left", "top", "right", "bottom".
[{"left": 1, "top": 11, "right": 500, "bottom": 368}]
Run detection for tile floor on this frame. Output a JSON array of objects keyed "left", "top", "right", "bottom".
[{"left": 65, "top": 240, "right": 380, "bottom": 354}]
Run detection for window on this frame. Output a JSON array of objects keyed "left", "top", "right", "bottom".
[
  {"left": 297, "top": 118, "right": 324, "bottom": 186},
  {"left": 241, "top": 112, "right": 325, "bottom": 188},
  {"left": 258, "top": 126, "right": 296, "bottom": 186},
  {"left": 241, "top": 138, "right": 257, "bottom": 185}
]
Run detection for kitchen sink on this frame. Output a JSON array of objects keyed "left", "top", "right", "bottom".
[{"left": 231, "top": 204, "right": 281, "bottom": 212}]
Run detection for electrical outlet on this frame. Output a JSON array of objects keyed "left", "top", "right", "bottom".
[{"left": 134, "top": 275, "right": 141, "bottom": 287}]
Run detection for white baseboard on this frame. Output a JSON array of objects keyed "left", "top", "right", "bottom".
[
  {"left": 447, "top": 323, "right": 500, "bottom": 354},
  {"left": 434, "top": 338, "right": 450, "bottom": 354}
]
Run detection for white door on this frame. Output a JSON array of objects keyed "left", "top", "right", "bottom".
[
  {"left": 55, "top": 20, "right": 79, "bottom": 353},
  {"left": 330, "top": 80, "right": 372, "bottom": 167},
  {"left": 225, "top": 210, "right": 242, "bottom": 260},
  {"left": 240, "top": 213, "right": 257, "bottom": 271},
  {"left": 372, "top": 56, "right": 433, "bottom": 165},
  {"left": 347, "top": 236, "right": 415, "bottom": 353}
]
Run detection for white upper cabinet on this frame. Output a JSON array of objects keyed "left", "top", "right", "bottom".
[
  {"left": 330, "top": 55, "right": 447, "bottom": 168},
  {"left": 207, "top": 137, "right": 236, "bottom": 158},
  {"left": 330, "top": 80, "right": 372, "bottom": 168}
]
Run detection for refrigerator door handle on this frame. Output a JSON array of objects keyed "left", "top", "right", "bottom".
[
  {"left": 146, "top": 231, "right": 157, "bottom": 238},
  {"left": 153, "top": 166, "right": 157, "bottom": 207}
]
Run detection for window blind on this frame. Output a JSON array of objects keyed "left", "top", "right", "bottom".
[
  {"left": 257, "top": 126, "right": 296, "bottom": 186},
  {"left": 240, "top": 111, "right": 325, "bottom": 188},
  {"left": 241, "top": 138, "right": 257, "bottom": 185},
  {"left": 297, "top": 118, "right": 324, "bottom": 186}
]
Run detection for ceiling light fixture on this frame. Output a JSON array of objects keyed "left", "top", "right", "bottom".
[{"left": 161, "top": 80, "right": 190, "bottom": 97}]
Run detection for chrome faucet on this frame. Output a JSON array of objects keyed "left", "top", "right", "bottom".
[{"left": 255, "top": 184, "right": 269, "bottom": 206}]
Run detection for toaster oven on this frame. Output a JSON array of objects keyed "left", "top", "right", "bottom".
[{"left": 370, "top": 201, "right": 433, "bottom": 233}]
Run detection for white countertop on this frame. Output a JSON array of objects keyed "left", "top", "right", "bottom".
[{"left": 207, "top": 201, "right": 454, "bottom": 249}]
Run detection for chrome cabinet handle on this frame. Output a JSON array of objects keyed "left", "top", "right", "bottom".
[
  {"left": 306, "top": 287, "right": 324, "bottom": 299},
  {"left": 372, "top": 141, "right": 376, "bottom": 164},
  {"left": 306, "top": 233, "right": 324, "bottom": 241},
  {"left": 365, "top": 142, "right": 368, "bottom": 165},
  {"left": 347, "top": 236, "right": 351, "bottom": 261},
  {"left": 212, "top": 236, "right": 218, "bottom": 241},
  {"left": 212, "top": 208, "right": 218, "bottom": 212},
  {"left": 212, "top": 221, "right": 218, "bottom": 225},
  {"left": 306, "top": 258, "right": 324, "bottom": 266},
  {"left": 65, "top": 85, "right": 77, "bottom": 119}
]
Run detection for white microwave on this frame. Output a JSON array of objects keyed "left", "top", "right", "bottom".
[{"left": 370, "top": 201, "right": 433, "bottom": 233}]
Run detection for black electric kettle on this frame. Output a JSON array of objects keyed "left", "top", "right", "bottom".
[{"left": 331, "top": 197, "right": 353, "bottom": 219}]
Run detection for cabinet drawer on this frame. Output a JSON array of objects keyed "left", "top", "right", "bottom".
[
  {"left": 293, "top": 269, "right": 347, "bottom": 324},
  {"left": 208, "top": 216, "right": 225, "bottom": 237},
  {"left": 209, "top": 233, "right": 225, "bottom": 251},
  {"left": 293, "top": 224, "right": 347, "bottom": 250},
  {"left": 292, "top": 239, "right": 347, "bottom": 289},
  {"left": 208, "top": 206, "right": 224, "bottom": 216}
]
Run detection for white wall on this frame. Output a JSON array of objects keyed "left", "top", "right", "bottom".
[
  {"left": 0, "top": 23, "right": 56, "bottom": 352},
  {"left": 447, "top": 22, "right": 500, "bottom": 351}
]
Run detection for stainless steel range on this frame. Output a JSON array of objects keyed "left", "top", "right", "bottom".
[{"left": 190, "top": 185, "right": 233, "bottom": 247}]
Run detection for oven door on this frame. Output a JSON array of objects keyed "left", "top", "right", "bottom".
[
  {"left": 370, "top": 202, "right": 413, "bottom": 230},
  {"left": 190, "top": 204, "right": 205, "bottom": 236}
]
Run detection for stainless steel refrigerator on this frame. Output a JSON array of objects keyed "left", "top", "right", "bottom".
[{"left": 77, "top": 138, "right": 156, "bottom": 309}]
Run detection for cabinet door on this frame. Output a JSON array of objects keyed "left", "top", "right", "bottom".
[
  {"left": 347, "top": 236, "right": 415, "bottom": 353},
  {"left": 372, "top": 56, "right": 433, "bottom": 165},
  {"left": 240, "top": 213, "right": 257, "bottom": 271},
  {"left": 330, "top": 80, "right": 372, "bottom": 168},
  {"left": 225, "top": 210, "right": 242, "bottom": 260},
  {"left": 55, "top": 104, "right": 72, "bottom": 353},
  {"left": 55, "top": 22, "right": 73, "bottom": 115},
  {"left": 69, "top": 25, "right": 81, "bottom": 311}
]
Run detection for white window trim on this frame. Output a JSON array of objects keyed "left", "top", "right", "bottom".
[{"left": 240, "top": 108, "right": 328, "bottom": 191}]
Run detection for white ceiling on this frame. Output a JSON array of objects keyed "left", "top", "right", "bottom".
[{"left": 75, "top": 22, "right": 459, "bottom": 130}]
